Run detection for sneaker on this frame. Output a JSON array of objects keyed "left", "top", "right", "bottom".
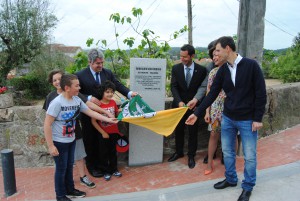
[
  {"left": 112, "top": 171, "right": 122, "bottom": 177},
  {"left": 104, "top": 173, "right": 112, "bottom": 181},
  {"left": 66, "top": 189, "right": 86, "bottom": 198},
  {"left": 56, "top": 196, "right": 71, "bottom": 201},
  {"left": 80, "top": 175, "right": 96, "bottom": 188}
]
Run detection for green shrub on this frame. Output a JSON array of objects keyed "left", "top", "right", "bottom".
[
  {"left": 262, "top": 49, "right": 278, "bottom": 78},
  {"left": 8, "top": 77, "right": 29, "bottom": 91},
  {"left": 8, "top": 73, "right": 52, "bottom": 99},
  {"left": 269, "top": 33, "right": 300, "bottom": 83},
  {"left": 8, "top": 48, "right": 71, "bottom": 99},
  {"left": 269, "top": 48, "right": 300, "bottom": 83}
]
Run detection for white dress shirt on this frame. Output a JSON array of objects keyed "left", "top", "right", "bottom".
[{"left": 227, "top": 54, "right": 243, "bottom": 86}]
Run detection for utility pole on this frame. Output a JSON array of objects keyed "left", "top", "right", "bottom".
[
  {"left": 187, "top": 0, "right": 193, "bottom": 45},
  {"left": 237, "top": 0, "right": 266, "bottom": 66}
]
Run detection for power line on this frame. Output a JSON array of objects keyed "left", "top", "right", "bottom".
[
  {"left": 222, "top": 0, "right": 238, "bottom": 20},
  {"left": 136, "top": 0, "right": 163, "bottom": 40},
  {"left": 265, "top": 18, "right": 295, "bottom": 37},
  {"left": 267, "top": 15, "right": 298, "bottom": 35},
  {"left": 235, "top": 0, "right": 296, "bottom": 38},
  {"left": 103, "top": 0, "right": 144, "bottom": 46},
  {"left": 55, "top": 7, "right": 102, "bottom": 42}
]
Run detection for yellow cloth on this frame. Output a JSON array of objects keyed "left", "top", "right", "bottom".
[{"left": 120, "top": 107, "right": 188, "bottom": 137}]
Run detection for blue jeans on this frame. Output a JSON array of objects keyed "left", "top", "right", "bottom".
[
  {"left": 53, "top": 140, "right": 76, "bottom": 198},
  {"left": 221, "top": 114, "right": 258, "bottom": 191}
]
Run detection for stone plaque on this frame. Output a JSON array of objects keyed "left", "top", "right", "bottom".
[{"left": 129, "top": 58, "right": 166, "bottom": 166}]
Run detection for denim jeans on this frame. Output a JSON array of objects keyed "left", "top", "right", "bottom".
[
  {"left": 221, "top": 114, "right": 258, "bottom": 191},
  {"left": 53, "top": 140, "right": 76, "bottom": 198}
]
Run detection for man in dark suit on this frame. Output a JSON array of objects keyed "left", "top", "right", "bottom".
[
  {"left": 168, "top": 44, "right": 208, "bottom": 169},
  {"left": 76, "top": 49, "right": 137, "bottom": 177}
]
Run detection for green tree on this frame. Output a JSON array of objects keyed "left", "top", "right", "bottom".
[
  {"left": 269, "top": 33, "right": 300, "bottom": 83},
  {"left": 8, "top": 47, "right": 70, "bottom": 99},
  {"left": 66, "top": 51, "right": 88, "bottom": 74},
  {"left": 262, "top": 49, "right": 278, "bottom": 78},
  {"left": 87, "top": 7, "right": 188, "bottom": 93},
  {"left": 0, "top": 0, "right": 57, "bottom": 84}
]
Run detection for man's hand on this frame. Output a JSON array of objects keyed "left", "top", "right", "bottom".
[
  {"left": 90, "top": 96, "right": 101, "bottom": 105},
  {"left": 204, "top": 112, "right": 210, "bottom": 123},
  {"left": 185, "top": 114, "right": 198, "bottom": 125},
  {"left": 252, "top": 122, "right": 263, "bottom": 132},
  {"left": 186, "top": 98, "right": 198, "bottom": 110},
  {"left": 131, "top": 92, "right": 138, "bottom": 97},
  {"left": 178, "top": 101, "right": 185, "bottom": 107},
  {"left": 108, "top": 118, "right": 119, "bottom": 124}
]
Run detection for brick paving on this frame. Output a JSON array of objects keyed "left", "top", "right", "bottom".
[{"left": 0, "top": 124, "right": 299, "bottom": 201}]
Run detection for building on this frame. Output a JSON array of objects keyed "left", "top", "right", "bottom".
[{"left": 49, "top": 44, "right": 83, "bottom": 58}]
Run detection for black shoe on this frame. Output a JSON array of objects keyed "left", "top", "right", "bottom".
[
  {"left": 203, "top": 155, "right": 208, "bottom": 164},
  {"left": 203, "top": 152, "right": 217, "bottom": 164},
  {"left": 214, "top": 179, "right": 237, "bottom": 189},
  {"left": 168, "top": 153, "right": 184, "bottom": 162},
  {"left": 188, "top": 157, "right": 195, "bottom": 169},
  {"left": 66, "top": 189, "right": 86, "bottom": 198},
  {"left": 238, "top": 190, "right": 252, "bottom": 201},
  {"left": 88, "top": 169, "right": 104, "bottom": 178},
  {"left": 57, "top": 196, "right": 71, "bottom": 201}
]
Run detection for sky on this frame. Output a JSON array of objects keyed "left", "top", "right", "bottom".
[{"left": 51, "top": 0, "right": 300, "bottom": 51}]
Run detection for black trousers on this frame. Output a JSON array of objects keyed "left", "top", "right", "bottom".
[
  {"left": 81, "top": 116, "right": 106, "bottom": 172},
  {"left": 175, "top": 109, "right": 200, "bottom": 157},
  {"left": 97, "top": 133, "right": 119, "bottom": 174}
]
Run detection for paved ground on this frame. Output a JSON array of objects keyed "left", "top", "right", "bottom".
[
  {"left": 0, "top": 124, "right": 299, "bottom": 201},
  {"left": 75, "top": 161, "right": 300, "bottom": 201}
]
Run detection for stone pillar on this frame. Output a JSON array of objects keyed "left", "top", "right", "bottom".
[
  {"left": 129, "top": 58, "right": 166, "bottom": 166},
  {"left": 237, "top": 0, "right": 266, "bottom": 66}
]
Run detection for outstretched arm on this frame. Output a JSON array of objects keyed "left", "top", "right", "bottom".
[
  {"left": 86, "top": 101, "right": 114, "bottom": 118},
  {"left": 83, "top": 108, "right": 118, "bottom": 124}
]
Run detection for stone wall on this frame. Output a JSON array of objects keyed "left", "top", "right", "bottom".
[
  {"left": 0, "top": 82, "right": 299, "bottom": 168},
  {"left": 260, "top": 82, "right": 300, "bottom": 137}
]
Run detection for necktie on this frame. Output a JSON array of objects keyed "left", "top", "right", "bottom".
[
  {"left": 186, "top": 68, "right": 191, "bottom": 87},
  {"left": 95, "top": 72, "right": 100, "bottom": 84}
]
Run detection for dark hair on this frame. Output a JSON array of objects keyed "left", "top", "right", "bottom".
[
  {"left": 215, "top": 36, "right": 236, "bottom": 51},
  {"left": 60, "top": 74, "right": 78, "bottom": 91},
  {"left": 207, "top": 40, "right": 217, "bottom": 59},
  {"left": 180, "top": 44, "right": 195, "bottom": 56},
  {"left": 47, "top": 69, "right": 64, "bottom": 83},
  {"left": 94, "top": 80, "right": 116, "bottom": 100}
]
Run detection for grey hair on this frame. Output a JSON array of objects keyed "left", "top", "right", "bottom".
[{"left": 88, "top": 48, "right": 104, "bottom": 63}]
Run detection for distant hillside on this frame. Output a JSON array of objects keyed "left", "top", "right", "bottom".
[
  {"left": 273, "top": 48, "right": 289, "bottom": 55},
  {"left": 264, "top": 48, "right": 289, "bottom": 55},
  {"left": 168, "top": 46, "right": 207, "bottom": 58},
  {"left": 83, "top": 47, "right": 289, "bottom": 59}
]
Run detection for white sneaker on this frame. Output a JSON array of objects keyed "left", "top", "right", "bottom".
[
  {"left": 112, "top": 171, "right": 122, "bottom": 177},
  {"left": 104, "top": 173, "right": 112, "bottom": 181},
  {"left": 80, "top": 176, "right": 96, "bottom": 188}
]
